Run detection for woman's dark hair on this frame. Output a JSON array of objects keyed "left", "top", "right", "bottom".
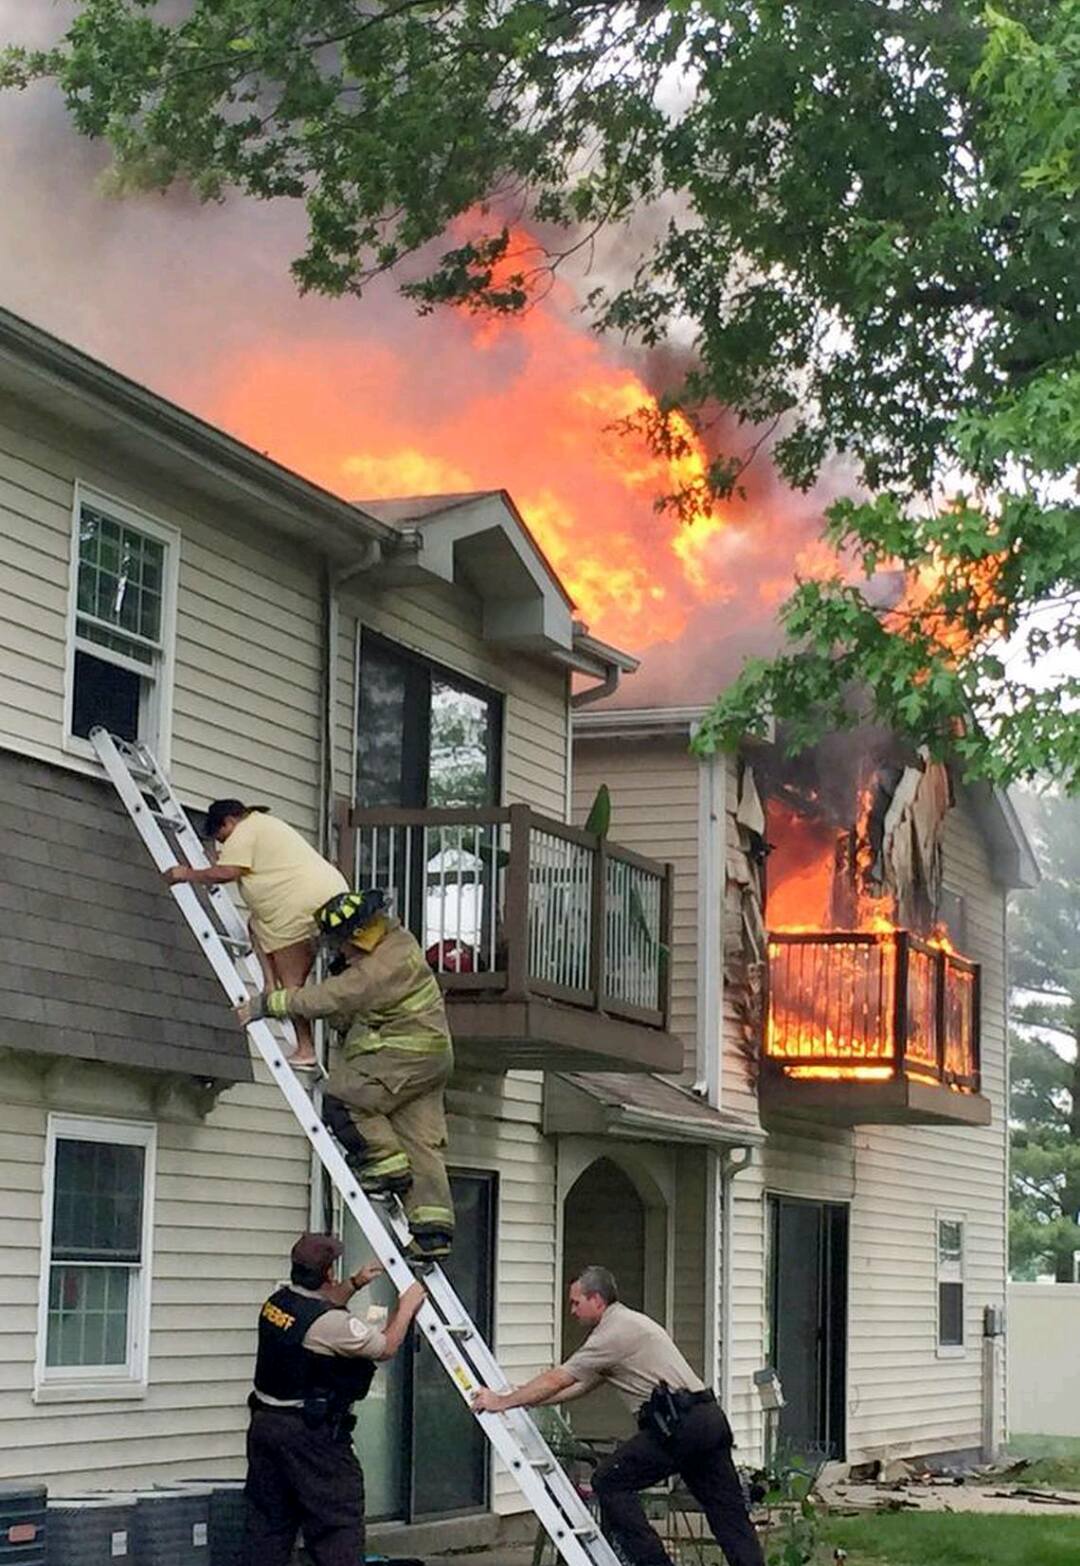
[
  {"left": 204, "top": 799, "right": 269, "bottom": 837},
  {"left": 291, "top": 1261, "right": 328, "bottom": 1290}
]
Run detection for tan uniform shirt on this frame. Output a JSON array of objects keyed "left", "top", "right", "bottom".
[
  {"left": 217, "top": 811, "right": 347, "bottom": 953},
  {"left": 559, "top": 1302, "right": 706, "bottom": 1411},
  {"left": 254, "top": 1284, "right": 387, "bottom": 1409}
]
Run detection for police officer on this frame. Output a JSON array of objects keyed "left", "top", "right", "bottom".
[
  {"left": 238, "top": 889, "right": 455, "bottom": 1261},
  {"left": 472, "top": 1265, "right": 764, "bottom": 1566},
  {"left": 244, "top": 1231, "right": 425, "bottom": 1566}
]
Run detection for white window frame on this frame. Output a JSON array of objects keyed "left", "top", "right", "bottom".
[
  {"left": 63, "top": 482, "right": 180, "bottom": 768},
  {"left": 936, "top": 1211, "right": 966, "bottom": 1359},
  {"left": 34, "top": 1114, "right": 157, "bottom": 1403}
]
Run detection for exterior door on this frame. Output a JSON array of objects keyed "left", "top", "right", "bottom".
[
  {"left": 767, "top": 1197, "right": 848, "bottom": 1460},
  {"left": 344, "top": 1170, "right": 496, "bottom": 1522}
]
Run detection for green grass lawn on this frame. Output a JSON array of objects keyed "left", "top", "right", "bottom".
[{"left": 822, "top": 1512, "right": 1080, "bottom": 1565}]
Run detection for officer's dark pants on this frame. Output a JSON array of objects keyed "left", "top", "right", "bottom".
[
  {"left": 243, "top": 1405, "right": 363, "bottom": 1566},
  {"left": 592, "top": 1401, "right": 764, "bottom": 1566}
]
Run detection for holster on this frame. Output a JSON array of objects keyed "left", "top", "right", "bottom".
[
  {"left": 637, "top": 1382, "right": 682, "bottom": 1443},
  {"left": 302, "top": 1394, "right": 331, "bottom": 1430}
]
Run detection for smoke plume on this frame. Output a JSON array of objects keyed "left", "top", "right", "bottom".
[{"left": 0, "top": 2, "right": 844, "bottom": 703}]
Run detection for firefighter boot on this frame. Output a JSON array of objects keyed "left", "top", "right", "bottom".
[{"left": 405, "top": 1223, "right": 453, "bottom": 1264}]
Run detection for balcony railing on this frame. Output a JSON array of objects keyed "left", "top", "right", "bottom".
[
  {"left": 764, "top": 930, "right": 981, "bottom": 1107},
  {"left": 338, "top": 804, "right": 674, "bottom": 1032}
]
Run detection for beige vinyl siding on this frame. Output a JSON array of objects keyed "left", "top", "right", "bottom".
[
  {"left": 763, "top": 1126, "right": 855, "bottom": 1204},
  {"left": 572, "top": 736, "right": 700, "bottom": 1066},
  {"left": 0, "top": 402, "right": 324, "bottom": 833},
  {"left": 0, "top": 1054, "right": 309, "bottom": 1491},
  {"left": 845, "top": 801, "right": 1008, "bottom": 1460},
  {"left": 341, "top": 581, "right": 569, "bottom": 819}
]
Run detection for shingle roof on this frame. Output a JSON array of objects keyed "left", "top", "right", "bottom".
[
  {"left": 0, "top": 750, "right": 252, "bottom": 1082},
  {"left": 555, "top": 1072, "right": 764, "bottom": 1145}
]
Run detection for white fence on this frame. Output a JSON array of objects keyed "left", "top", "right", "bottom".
[{"left": 1008, "top": 1282, "right": 1080, "bottom": 1437}]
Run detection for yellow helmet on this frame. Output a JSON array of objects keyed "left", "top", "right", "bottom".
[{"left": 314, "top": 889, "right": 387, "bottom": 949}]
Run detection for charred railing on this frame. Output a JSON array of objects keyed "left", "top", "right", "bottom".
[
  {"left": 338, "top": 804, "right": 673, "bottom": 1029},
  {"left": 765, "top": 930, "right": 980, "bottom": 1092}
]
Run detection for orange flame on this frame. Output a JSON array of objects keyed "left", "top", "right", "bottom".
[{"left": 198, "top": 228, "right": 741, "bottom": 653}]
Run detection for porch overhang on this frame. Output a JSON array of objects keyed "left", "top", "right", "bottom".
[
  {"left": 759, "top": 1069, "right": 992, "bottom": 1128},
  {"left": 449, "top": 1002, "right": 683, "bottom": 1075},
  {"left": 543, "top": 1072, "right": 764, "bottom": 1148}
]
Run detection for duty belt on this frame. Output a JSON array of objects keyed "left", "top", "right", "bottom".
[{"left": 637, "top": 1384, "right": 715, "bottom": 1441}]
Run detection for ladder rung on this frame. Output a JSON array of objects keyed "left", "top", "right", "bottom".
[
  {"left": 151, "top": 811, "right": 186, "bottom": 830},
  {"left": 530, "top": 1458, "right": 554, "bottom": 1473},
  {"left": 573, "top": 1527, "right": 598, "bottom": 1540},
  {"left": 447, "top": 1323, "right": 473, "bottom": 1339}
]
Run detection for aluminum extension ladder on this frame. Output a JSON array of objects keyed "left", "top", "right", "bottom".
[{"left": 91, "top": 728, "right": 618, "bottom": 1566}]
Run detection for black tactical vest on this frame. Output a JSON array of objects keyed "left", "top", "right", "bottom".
[{"left": 253, "top": 1286, "right": 376, "bottom": 1409}]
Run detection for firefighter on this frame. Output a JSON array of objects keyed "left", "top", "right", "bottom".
[
  {"left": 237, "top": 890, "right": 456, "bottom": 1261},
  {"left": 471, "top": 1265, "right": 765, "bottom": 1566},
  {"left": 245, "top": 1231, "right": 425, "bottom": 1566}
]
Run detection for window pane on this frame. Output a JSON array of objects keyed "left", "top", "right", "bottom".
[
  {"left": 71, "top": 649, "right": 142, "bottom": 742},
  {"left": 52, "top": 1139, "right": 145, "bottom": 1262},
  {"left": 938, "top": 1220, "right": 963, "bottom": 1265},
  {"left": 46, "top": 1265, "right": 132, "bottom": 1367},
  {"left": 939, "top": 1281, "right": 964, "bottom": 1347},
  {"left": 357, "top": 644, "right": 411, "bottom": 808},
  {"left": 429, "top": 683, "right": 497, "bottom": 808},
  {"left": 77, "top": 504, "right": 165, "bottom": 649},
  {"left": 77, "top": 619, "right": 156, "bottom": 667}
]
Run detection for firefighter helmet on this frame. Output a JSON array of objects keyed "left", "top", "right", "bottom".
[{"left": 314, "top": 889, "right": 387, "bottom": 949}]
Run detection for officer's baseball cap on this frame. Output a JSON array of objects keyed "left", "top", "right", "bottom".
[{"left": 291, "top": 1232, "right": 343, "bottom": 1273}]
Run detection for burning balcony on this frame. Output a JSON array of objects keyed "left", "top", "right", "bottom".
[
  {"left": 762, "top": 930, "right": 989, "bottom": 1126},
  {"left": 339, "top": 803, "right": 681, "bottom": 1073}
]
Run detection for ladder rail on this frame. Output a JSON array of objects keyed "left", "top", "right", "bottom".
[{"left": 90, "top": 728, "right": 618, "bottom": 1566}]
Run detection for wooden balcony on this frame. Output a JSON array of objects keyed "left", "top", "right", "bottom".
[
  {"left": 761, "top": 930, "right": 990, "bottom": 1126},
  {"left": 338, "top": 804, "right": 682, "bottom": 1073}
]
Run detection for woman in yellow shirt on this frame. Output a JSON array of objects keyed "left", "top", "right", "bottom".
[{"left": 165, "top": 798, "right": 347, "bottom": 1067}]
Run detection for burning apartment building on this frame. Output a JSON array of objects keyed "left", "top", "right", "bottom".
[{"left": 574, "top": 698, "right": 1036, "bottom": 1468}]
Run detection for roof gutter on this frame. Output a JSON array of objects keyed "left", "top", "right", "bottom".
[
  {"left": 606, "top": 1104, "right": 765, "bottom": 1148},
  {"left": 569, "top": 626, "right": 641, "bottom": 708},
  {"left": 0, "top": 306, "right": 400, "bottom": 557}
]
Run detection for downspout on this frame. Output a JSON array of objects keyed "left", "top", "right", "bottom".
[
  {"left": 692, "top": 736, "right": 726, "bottom": 1107},
  {"left": 719, "top": 1147, "right": 754, "bottom": 1415},
  {"left": 564, "top": 669, "right": 574, "bottom": 824},
  {"left": 311, "top": 537, "right": 384, "bottom": 1231},
  {"left": 690, "top": 725, "right": 733, "bottom": 1400},
  {"left": 570, "top": 661, "right": 623, "bottom": 709}
]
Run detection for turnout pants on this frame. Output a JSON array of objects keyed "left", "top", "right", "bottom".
[
  {"left": 243, "top": 1404, "right": 363, "bottom": 1566},
  {"left": 592, "top": 1400, "right": 764, "bottom": 1566},
  {"left": 326, "top": 1047, "right": 455, "bottom": 1238}
]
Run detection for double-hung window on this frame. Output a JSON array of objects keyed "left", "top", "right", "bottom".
[
  {"left": 66, "top": 486, "right": 178, "bottom": 756},
  {"left": 36, "top": 1116, "right": 156, "bottom": 1400},
  {"left": 936, "top": 1214, "right": 966, "bottom": 1354}
]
